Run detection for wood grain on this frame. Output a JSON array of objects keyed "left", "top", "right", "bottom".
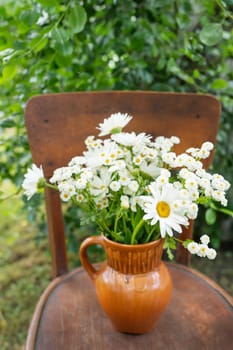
[{"left": 25, "top": 263, "right": 233, "bottom": 350}]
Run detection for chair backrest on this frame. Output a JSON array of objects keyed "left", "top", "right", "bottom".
[{"left": 25, "top": 91, "right": 221, "bottom": 277}]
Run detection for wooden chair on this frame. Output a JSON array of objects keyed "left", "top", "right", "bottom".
[{"left": 24, "top": 92, "right": 233, "bottom": 350}]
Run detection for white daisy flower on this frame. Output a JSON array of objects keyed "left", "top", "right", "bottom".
[
  {"left": 81, "top": 168, "right": 93, "bottom": 180},
  {"left": 139, "top": 162, "right": 160, "bottom": 177},
  {"left": 200, "top": 234, "right": 210, "bottom": 245},
  {"left": 84, "top": 136, "right": 103, "bottom": 149},
  {"left": 129, "top": 196, "right": 142, "bottom": 212},
  {"left": 112, "top": 132, "right": 151, "bottom": 147},
  {"left": 196, "top": 169, "right": 212, "bottom": 180},
  {"left": 68, "top": 156, "right": 86, "bottom": 166},
  {"left": 171, "top": 200, "right": 187, "bottom": 215},
  {"left": 162, "top": 152, "right": 176, "bottom": 166},
  {"left": 192, "top": 160, "right": 203, "bottom": 170},
  {"left": 133, "top": 155, "right": 143, "bottom": 166},
  {"left": 84, "top": 140, "right": 120, "bottom": 168},
  {"left": 179, "top": 189, "right": 190, "bottom": 199},
  {"left": 185, "top": 178, "right": 198, "bottom": 191},
  {"left": 154, "top": 136, "right": 166, "bottom": 147},
  {"left": 102, "top": 197, "right": 109, "bottom": 208},
  {"left": 119, "top": 171, "right": 131, "bottom": 186},
  {"left": 94, "top": 196, "right": 109, "bottom": 209},
  {"left": 120, "top": 195, "right": 129, "bottom": 209},
  {"left": 141, "top": 146, "right": 158, "bottom": 159},
  {"left": 174, "top": 153, "right": 189, "bottom": 167},
  {"left": 89, "top": 168, "right": 112, "bottom": 196},
  {"left": 69, "top": 164, "right": 82, "bottom": 175},
  {"left": 58, "top": 181, "right": 76, "bottom": 196},
  {"left": 170, "top": 136, "right": 180, "bottom": 144},
  {"left": 199, "top": 178, "right": 211, "bottom": 190},
  {"left": 182, "top": 155, "right": 198, "bottom": 170},
  {"left": 173, "top": 181, "right": 183, "bottom": 190},
  {"left": 212, "top": 179, "right": 231, "bottom": 191},
  {"left": 160, "top": 169, "right": 171, "bottom": 178},
  {"left": 75, "top": 177, "right": 87, "bottom": 189},
  {"left": 84, "top": 135, "right": 95, "bottom": 146},
  {"left": 187, "top": 241, "right": 199, "bottom": 254},
  {"left": 204, "top": 187, "right": 212, "bottom": 197},
  {"left": 154, "top": 136, "right": 175, "bottom": 152},
  {"left": 110, "top": 181, "right": 121, "bottom": 192},
  {"left": 142, "top": 183, "right": 189, "bottom": 238},
  {"left": 97, "top": 113, "right": 132, "bottom": 136},
  {"left": 201, "top": 141, "right": 214, "bottom": 151},
  {"left": 211, "top": 190, "right": 227, "bottom": 206},
  {"left": 22, "top": 164, "right": 44, "bottom": 199},
  {"left": 189, "top": 190, "right": 199, "bottom": 201},
  {"left": 60, "top": 191, "right": 72, "bottom": 202},
  {"left": 50, "top": 166, "right": 72, "bottom": 183},
  {"left": 109, "top": 159, "right": 126, "bottom": 172},
  {"left": 197, "top": 244, "right": 208, "bottom": 257},
  {"left": 76, "top": 194, "right": 85, "bottom": 202},
  {"left": 156, "top": 175, "right": 169, "bottom": 187},
  {"left": 187, "top": 203, "right": 198, "bottom": 219},
  {"left": 197, "top": 148, "right": 211, "bottom": 159},
  {"left": 212, "top": 174, "right": 224, "bottom": 182},
  {"left": 128, "top": 180, "right": 139, "bottom": 193},
  {"left": 186, "top": 147, "right": 199, "bottom": 157},
  {"left": 206, "top": 248, "right": 217, "bottom": 260}
]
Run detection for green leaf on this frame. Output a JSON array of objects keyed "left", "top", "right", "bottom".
[
  {"left": 199, "top": 23, "right": 223, "bottom": 46},
  {"left": 166, "top": 246, "right": 174, "bottom": 260},
  {"left": 205, "top": 208, "right": 217, "bottom": 225},
  {"left": 68, "top": 4, "right": 87, "bottom": 34},
  {"left": 51, "top": 27, "right": 70, "bottom": 46},
  {"left": 211, "top": 79, "right": 228, "bottom": 90},
  {"left": 19, "top": 10, "right": 39, "bottom": 27},
  {"left": 0, "top": 118, "right": 16, "bottom": 128},
  {"left": 164, "top": 236, "right": 176, "bottom": 260},
  {"left": 31, "top": 36, "right": 48, "bottom": 53},
  {"left": 1, "top": 64, "right": 17, "bottom": 81},
  {"left": 36, "top": 0, "right": 59, "bottom": 6},
  {"left": 55, "top": 53, "right": 72, "bottom": 67},
  {"left": 210, "top": 202, "right": 233, "bottom": 217}
]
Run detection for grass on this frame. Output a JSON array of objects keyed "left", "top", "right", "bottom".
[{"left": 0, "top": 184, "right": 51, "bottom": 350}]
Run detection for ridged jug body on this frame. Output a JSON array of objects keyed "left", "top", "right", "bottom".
[{"left": 80, "top": 235, "right": 172, "bottom": 334}]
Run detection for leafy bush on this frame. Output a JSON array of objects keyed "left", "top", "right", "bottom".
[{"left": 0, "top": 0, "right": 233, "bottom": 245}]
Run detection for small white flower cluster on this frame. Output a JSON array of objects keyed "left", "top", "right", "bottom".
[
  {"left": 22, "top": 113, "right": 231, "bottom": 252},
  {"left": 187, "top": 235, "right": 217, "bottom": 260}
]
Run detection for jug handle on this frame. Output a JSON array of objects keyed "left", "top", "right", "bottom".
[{"left": 79, "top": 235, "right": 105, "bottom": 281}]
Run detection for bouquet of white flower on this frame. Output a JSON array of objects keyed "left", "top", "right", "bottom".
[{"left": 22, "top": 113, "right": 231, "bottom": 260}]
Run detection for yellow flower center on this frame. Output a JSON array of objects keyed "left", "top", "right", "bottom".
[{"left": 156, "top": 201, "right": 170, "bottom": 218}]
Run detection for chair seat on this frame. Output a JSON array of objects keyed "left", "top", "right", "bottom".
[{"left": 26, "top": 263, "right": 233, "bottom": 350}]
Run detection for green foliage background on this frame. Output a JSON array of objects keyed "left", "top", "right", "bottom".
[{"left": 0, "top": 0, "right": 233, "bottom": 240}]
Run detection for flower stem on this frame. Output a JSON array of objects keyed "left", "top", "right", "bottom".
[
  {"left": 114, "top": 210, "right": 122, "bottom": 233},
  {"left": 173, "top": 236, "right": 184, "bottom": 244},
  {"left": 210, "top": 202, "right": 233, "bottom": 217},
  {"left": 45, "top": 182, "right": 58, "bottom": 190},
  {"left": 131, "top": 218, "right": 144, "bottom": 244}
]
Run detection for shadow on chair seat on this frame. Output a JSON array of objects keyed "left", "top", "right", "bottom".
[{"left": 26, "top": 263, "right": 233, "bottom": 350}]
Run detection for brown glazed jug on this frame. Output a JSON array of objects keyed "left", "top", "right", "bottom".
[{"left": 79, "top": 235, "right": 172, "bottom": 334}]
